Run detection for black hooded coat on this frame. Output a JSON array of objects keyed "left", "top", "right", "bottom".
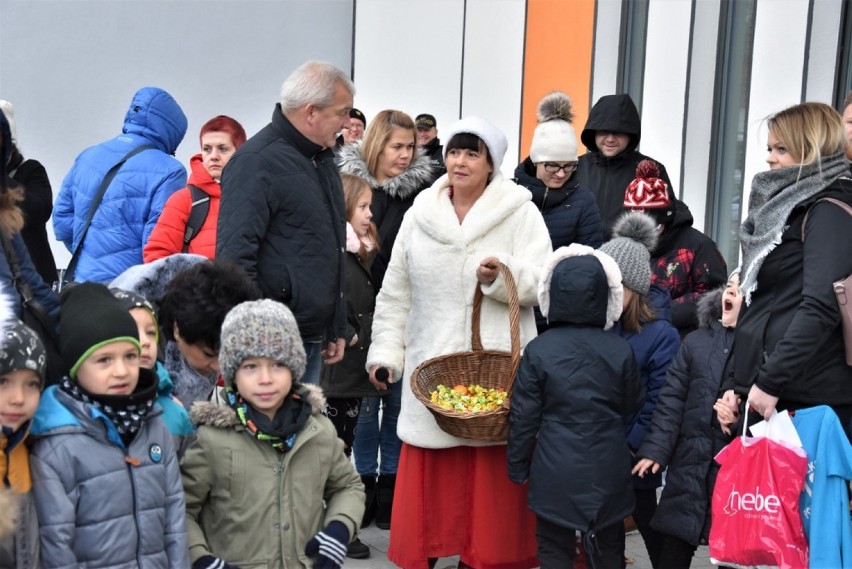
[
  {"left": 636, "top": 288, "right": 734, "bottom": 546},
  {"left": 508, "top": 254, "right": 643, "bottom": 531},
  {"left": 576, "top": 94, "right": 674, "bottom": 237}
]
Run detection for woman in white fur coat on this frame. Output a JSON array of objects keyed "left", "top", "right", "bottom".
[{"left": 366, "top": 116, "right": 552, "bottom": 569}]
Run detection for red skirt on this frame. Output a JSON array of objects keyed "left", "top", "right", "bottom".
[{"left": 387, "top": 443, "right": 539, "bottom": 569}]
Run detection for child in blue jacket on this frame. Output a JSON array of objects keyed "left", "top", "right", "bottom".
[
  {"left": 29, "top": 282, "right": 188, "bottom": 568},
  {"left": 111, "top": 287, "right": 193, "bottom": 454}
]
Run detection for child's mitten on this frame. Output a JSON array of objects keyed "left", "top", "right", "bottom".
[
  {"left": 192, "top": 555, "right": 240, "bottom": 569},
  {"left": 304, "top": 521, "right": 349, "bottom": 569}
]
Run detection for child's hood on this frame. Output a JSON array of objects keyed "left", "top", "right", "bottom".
[
  {"left": 696, "top": 287, "right": 723, "bottom": 328},
  {"left": 538, "top": 244, "right": 623, "bottom": 330},
  {"left": 30, "top": 386, "right": 81, "bottom": 435},
  {"left": 190, "top": 383, "right": 326, "bottom": 428}
]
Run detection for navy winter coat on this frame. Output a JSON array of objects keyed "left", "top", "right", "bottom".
[
  {"left": 612, "top": 284, "right": 680, "bottom": 489},
  {"left": 513, "top": 157, "right": 603, "bottom": 250},
  {"left": 509, "top": 252, "right": 643, "bottom": 531},
  {"left": 637, "top": 289, "right": 734, "bottom": 546},
  {"left": 54, "top": 87, "right": 188, "bottom": 282}
]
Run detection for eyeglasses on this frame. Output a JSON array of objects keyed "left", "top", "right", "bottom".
[{"left": 542, "top": 162, "right": 577, "bottom": 174}]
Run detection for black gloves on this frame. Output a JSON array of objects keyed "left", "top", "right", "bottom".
[{"left": 305, "top": 520, "right": 350, "bottom": 569}]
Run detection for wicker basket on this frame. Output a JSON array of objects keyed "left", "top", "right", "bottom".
[{"left": 410, "top": 262, "right": 521, "bottom": 442}]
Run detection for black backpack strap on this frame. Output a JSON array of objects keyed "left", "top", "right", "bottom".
[
  {"left": 182, "top": 184, "right": 211, "bottom": 253},
  {"left": 65, "top": 143, "right": 155, "bottom": 281}
]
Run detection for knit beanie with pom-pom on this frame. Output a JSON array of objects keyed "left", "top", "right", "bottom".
[
  {"left": 623, "top": 159, "right": 674, "bottom": 226},
  {"left": 530, "top": 91, "right": 578, "bottom": 163},
  {"left": 598, "top": 211, "right": 659, "bottom": 294}
]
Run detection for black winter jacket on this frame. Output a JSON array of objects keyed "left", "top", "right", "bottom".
[
  {"left": 336, "top": 143, "right": 435, "bottom": 292},
  {"left": 320, "top": 250, "right": 383, "bottom": 399},
  {"left": 12, "top": 157, "right": 58, "bottom": 285},
  {"left": 729, "top": 179, "right": 852, "bottom": 406},
  {"left": 217, "top": 105, "right": 346, "bottom": 342},
  {"left": 508, "top": 254, "right": 643, "bottom": 532},
  {"left": 637, "top": 289, "right": 734, "bottom": 546},
  {"left": 421, "top": 137, "right": 446, "bottom": 178},
  {"left": 651, "top": 199, "right": 728, "bottom": 335},
  {"left": 577, "top": 94, "right": 674, "bottom": 237}
]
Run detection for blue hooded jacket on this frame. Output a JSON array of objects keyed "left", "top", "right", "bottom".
[{"left": 54, "top": 87, "right": 187, "bottom": 282}]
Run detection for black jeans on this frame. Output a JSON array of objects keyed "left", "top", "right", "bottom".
[
  {"left": 657, "top": 533, "right": 697, "bottom": 569},
  {"left": 633, "top": 488, "right": 663, "bottom": 569},
  {"left": 536, "top": 516, "right": 625, "bottom": 569}
]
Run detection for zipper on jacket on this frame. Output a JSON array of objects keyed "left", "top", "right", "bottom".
[
  {"left": 124, "top": 454, "right": 143, "bottom": 564},
  {"left": 541, "top": 188, "right": 549, "bottom": 210}
]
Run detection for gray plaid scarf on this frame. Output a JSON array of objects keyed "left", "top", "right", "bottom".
[{"left": 739, "top": 151, "right": 850, "bottom": 304}]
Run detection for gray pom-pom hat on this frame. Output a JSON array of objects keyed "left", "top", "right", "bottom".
[
  {"left": 598, "top": 211, "right": 659, "bottom": 295},
  {"left": 218, "top": 299, "right": 307, "bottom": 388}
]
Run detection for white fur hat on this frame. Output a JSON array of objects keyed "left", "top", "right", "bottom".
[
  {"left": 0, "top": 101, "right": 16, "bottom": 145},
  {"left": 444, "top": 116, "right": 508, "bottom": 172},
  {"left": 530, "top": 92, "right": 577, "bottom": 163}
]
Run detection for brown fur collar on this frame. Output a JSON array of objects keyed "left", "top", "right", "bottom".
[{"left": 190, "top": 383, "right": 326, "bottom": 428}]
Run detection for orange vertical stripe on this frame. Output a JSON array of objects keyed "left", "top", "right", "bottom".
[{"left": 520, "top": 0, "right": 596, "bottom": 163}]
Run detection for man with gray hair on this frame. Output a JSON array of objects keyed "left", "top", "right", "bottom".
[{"left": 217, "top": 60, "right": 354, "bottom": 384}]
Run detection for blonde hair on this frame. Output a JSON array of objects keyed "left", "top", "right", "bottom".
[
  {"left": 621, "top": 287, "right": 654, "bottom": 333},
  {"left": 361, "top": 110, "right": 416, "bottom": 176},
  {"left": 341, "top": 173, "right": 379, "bottom": 260},
  {"left": 767, "top": 102, "right": 845, "bottom": 166}
]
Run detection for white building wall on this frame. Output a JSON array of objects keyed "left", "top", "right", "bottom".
[
  {"left": 741, "top": 0, "right": 810, "bottom": 219},
  {"left": 680, "top": 0, "right": 722, "bottom": 232},
  {"left": 641, "top": 0, "right": 692, "bottom": 204},
  {"left": 0, "top": 0, "right": 355, "bottom": 267}
]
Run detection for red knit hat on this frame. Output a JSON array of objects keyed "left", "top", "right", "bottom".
[{"left": 624, "top": 160, "right": 670, "bottom": 210}]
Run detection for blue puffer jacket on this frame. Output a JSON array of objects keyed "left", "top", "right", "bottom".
[
  {"left": 612, "top": 284, "right": 680, "bottom": 489},
  {"left": 29, "top": 380, "right": 189, "bottom": 568},
  {"left": 54, "top": 87, "right": 187, "bottom": 282}
]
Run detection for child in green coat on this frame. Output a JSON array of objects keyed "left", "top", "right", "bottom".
[{"left": 181, "top": 299, "right": 365, "bottom": 569}]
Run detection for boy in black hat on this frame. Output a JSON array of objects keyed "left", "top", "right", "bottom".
[{"left": 29, "top": 282, "right": 188, "bottom": 568}]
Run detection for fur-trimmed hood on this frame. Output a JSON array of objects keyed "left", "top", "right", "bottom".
[
  {"left": 189, "top": 383, "right": 326, "bottom": 428},
  {"left": 696, "top": 287, "right": 723, "bottom": 329},
  {"left": 110, "top": 253, "right": 208, "bottom": 303},
  {"left": 337, "top": 142, "right": 435, "bottom": 200},
  {"left": 538, "top": 244, "right": 623, "bottom": 329}
]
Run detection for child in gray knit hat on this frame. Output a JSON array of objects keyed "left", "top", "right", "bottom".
[
  {"left": 180, "top": 299, "right": 364, "bottom": 569},
  {"left": 598, "top": 211, "right": 681, "bottom": 569}
]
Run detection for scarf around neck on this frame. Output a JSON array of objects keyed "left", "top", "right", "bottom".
[
  {"left": 224, "top": 386, "right": 311, "bottom": 453},
  {"left": 60, "top": 370, "right": 157, "bottom": 445},
  {"left": 739, "top": 151, "right": 850, "bottom": 304}
]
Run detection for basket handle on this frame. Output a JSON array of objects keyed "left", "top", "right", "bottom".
[{"left": 471, "top": 262, "right": 522, "bottom": 394}]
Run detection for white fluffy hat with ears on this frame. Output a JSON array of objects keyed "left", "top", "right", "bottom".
[
  {"left": 530, "top": 91, "right": 577, "bottom": 163},
  {"left": 538, "top": 243, "right": 624, "bottom": 330}
]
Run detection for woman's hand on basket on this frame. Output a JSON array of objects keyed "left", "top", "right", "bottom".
[
  {"left": 476, "top": 257, "right": 500, "bottom": 285},
  {"left": 368, "top": 365, "right": 391, "bottom": 391}
]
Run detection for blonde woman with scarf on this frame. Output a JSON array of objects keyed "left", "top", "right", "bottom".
[{"left": 725, "top": 102, "right": 852, "bottom": 440}]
